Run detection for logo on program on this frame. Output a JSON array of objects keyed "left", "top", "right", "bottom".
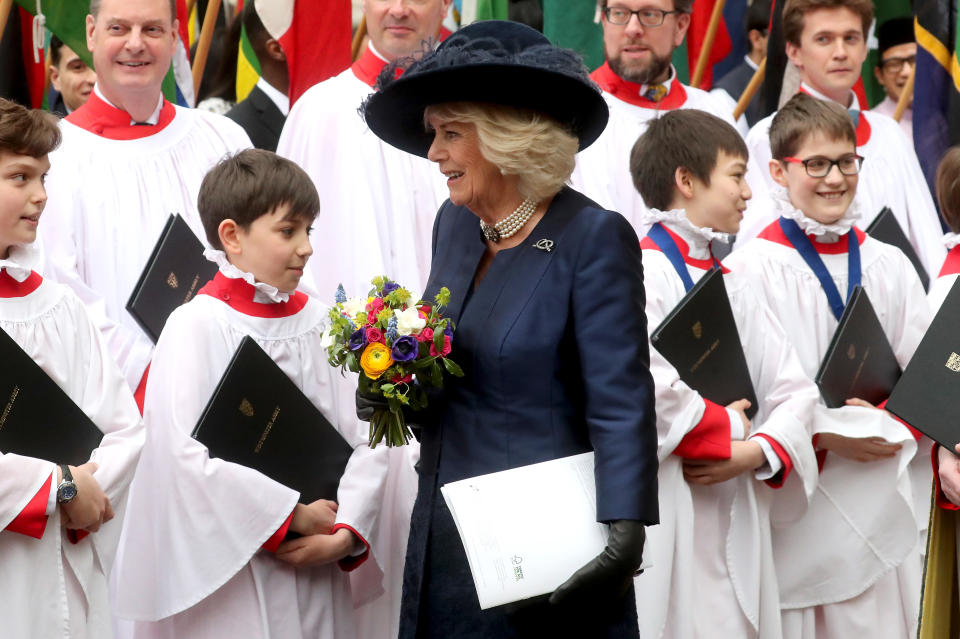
[
  {"left": 511, "top": 555, "right": 524, "bottom": 581},
  {"left": 946, "top": 352, "right": 960, "bottom": 372},
  {"left": 691, "top": 321, "right": 703, "bottom": 339},
  {"left": 239, "top": 398, "right": 255, "bottom": 417},
  {"left": 166, "top": 272, "right": 179, "bottom": 289}
]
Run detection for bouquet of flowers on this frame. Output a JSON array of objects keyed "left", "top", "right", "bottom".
[{"left": 323, "top": 276, "right": 464, "bottom": 448}]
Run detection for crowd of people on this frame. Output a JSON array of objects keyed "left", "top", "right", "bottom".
[{"left": 2, "top": 0, "right": 958, "bottom": 637}]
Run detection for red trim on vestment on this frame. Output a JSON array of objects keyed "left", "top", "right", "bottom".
[
  {"left": 197, "top": 272, "right": 308, "bottom": 318},
  {"left": 67, "top": 529, "right": 90, "bottom": 544},
  {"left": 134, "top": 363, "right": 150, "bottom": 415},
  {"left": 262, "top": 510, "right": 295, "bottom": 552},
  {"left": 332, "top": 523, "right": 370, "bottom": 571},
  {"left": 752, "top": 433, "right": 793, "bottom": 488},
  {"left": 757, "top": 219, "right": 866, "bottom": 255},
  {"left": 5, "top": 474, "right": 51, "bottom": 539},
  {"left": 673, "top": 399, "right": 732, "bottom": 460},
  {"left": 590, "top": 62, "right": 688, "bottom": 109},
  {"left": 0, "top": 270, "right": 42, "bottom": 298},
  {"left": 797, "top": 86, "right": 872, "bottom": 146},
  {"left": 641, "top": 225, "right": 732, "bottom": 273},
  {"left": 938, "top": 245, "right": 960, "bottom": 278},
  {"left": 351, "top": 45, "right": 389, "bottom": 88},
  {"left": 932, "top": 445, "right": 960, "bottom": 511},
  {"left": 66, "top": 91, "right": 176, "bottom": 140},
  {"left": 877, "top": 398, "right": 922, "bottom": 441}
]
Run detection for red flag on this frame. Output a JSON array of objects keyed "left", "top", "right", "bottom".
[
  {"left": 685, "top": 0, "right": 732, "bottom": 89},
  {"left": 18, "top": 7, "right": 45, "bottom": 108}
]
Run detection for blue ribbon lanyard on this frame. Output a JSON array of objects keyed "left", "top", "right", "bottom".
[
  {"left": 647, "top": 223, "right": 719, "bottom": 292},
  {"left": 777, "top": 217, "right": 861, "bottom": 321}
]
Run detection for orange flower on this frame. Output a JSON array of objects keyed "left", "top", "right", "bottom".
[{"left": 360, "top": 342, "right": 394, "bottom": 379}]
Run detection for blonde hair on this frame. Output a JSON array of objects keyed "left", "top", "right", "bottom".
[{"left": 424, "top": 101, "right": 578, "bottom": 202}]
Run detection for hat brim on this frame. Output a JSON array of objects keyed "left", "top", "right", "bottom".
[{"left": 363, "top": 63, "right": 609, "bottom": 158}]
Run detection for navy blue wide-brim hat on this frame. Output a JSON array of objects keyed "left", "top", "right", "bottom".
[{"left": 361, "top": 20, "right": 609, "bottom": 158}]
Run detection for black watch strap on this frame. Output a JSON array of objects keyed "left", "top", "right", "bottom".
[{"left": 60, "top": 464, "right": 73, "bottom": 483}]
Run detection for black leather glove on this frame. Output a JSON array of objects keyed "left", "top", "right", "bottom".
[
  {"left": 548, "top": 520, "right": 645, "bottom": 608},
  {"left": 355, "top": 388, "right": 388, "bottom": 423}
]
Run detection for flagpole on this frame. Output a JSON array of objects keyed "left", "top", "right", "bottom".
[
  {"left": 351, "top": 15, "right": 367, "bottom": 62},
  {"left": 734, "top": 57, "right": 765, "bottom": 120},
  {"left": 690, "top": 0, "right": 727, "bottom": 89},
  {"left": 192, "top": 0, "right": 222, "bottom": 97},
  {"left": 186, "top": 0, "right": 197, "bottom": 16},
  {"left": 0, "top": 0, "right": 14, "bottom": 48},
  {"left": 893, "top": 63, "right": 916, "bottom": 123}
]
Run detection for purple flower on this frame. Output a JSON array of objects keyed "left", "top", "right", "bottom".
[
  {"left": 348, "top": 328, "right": 368, "bottom": 351},
  {"left": 444, "top": 323, "right": 453, "bottom": 340},
  {"left": 391, "top": 335, "right": 419, "bottom": 362},
  {"left": 382, "top": 281, "right": 400, "bottom": 295}
]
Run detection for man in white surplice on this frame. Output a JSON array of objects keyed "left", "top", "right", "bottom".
[{"left": 39, "top": 0, "right": 252, "bottom": 397}]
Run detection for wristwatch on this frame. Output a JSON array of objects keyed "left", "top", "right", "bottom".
[{"left": 56, "top": 464, "right": 78, "bottom": 504}]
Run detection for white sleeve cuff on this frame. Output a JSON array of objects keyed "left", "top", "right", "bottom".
[
  {"left": 727, "top": 407, "right": 746, "bottom": 441},
  {"left": 752, "top": 436, "right": 784, "bottom": 480},
  {"left": 46, "top": 470, "right": 57, "bottom": 516}
]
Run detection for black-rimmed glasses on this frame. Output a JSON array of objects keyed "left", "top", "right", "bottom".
[
  {"left": 879, "top": 55, "right": 916, "bottom": 74},
  {"left": 603, "top": 6, "right": 680, "bottom": 27},
  {"left": 783, "top": 154, "right": 864, "bottom": 177}
]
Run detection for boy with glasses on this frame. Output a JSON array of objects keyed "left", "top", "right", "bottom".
[{"left": 727, "top": 93, "right": 927, "bottom": 638}]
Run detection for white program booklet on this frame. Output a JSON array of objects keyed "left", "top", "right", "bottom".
[{"left": 441, "top": 452, "right": 611, "bottom": 610}]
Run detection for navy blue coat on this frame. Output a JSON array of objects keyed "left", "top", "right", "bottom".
[{"left": 399, "top": 186, "right": 659, "bottom": 639}]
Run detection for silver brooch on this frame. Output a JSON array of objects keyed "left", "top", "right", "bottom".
[{"left": 533, "top": 239, "right": 554, "bottom": 252}]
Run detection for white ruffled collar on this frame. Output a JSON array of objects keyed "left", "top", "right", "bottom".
[
  {"left": 944, "top": 233, "right": 960, "bottom": 250},
  {"left": 203, "top": 248, "right": 291, "bottom": 304},
  {"left": 770, "top": 185, "right": 860, "bottom": 243},
  {"left": 642, "top": 208, "right": 730, "bottom": 259},
  {"left": 0, "top": 243, "right": 41, "bottom": 282}
]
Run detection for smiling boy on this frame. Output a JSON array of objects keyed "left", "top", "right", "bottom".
[
  {"left": 734, "top": 0, "right": 944, "bottom": 280},
  {"left": 631, "top": 109, "right": 820, "bottom": 639},
  {"left": 727, "top": 93, "right": 929, "bottom": 638}
]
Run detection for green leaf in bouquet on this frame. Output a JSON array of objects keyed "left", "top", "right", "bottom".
[
  {"left": 442, "top": 357, "right": 464, "bottom": 377},
  {"left": 346, "top": 351, "right": 360, "bottom": 374},
  {"left": 372, "top": 275, "right": 386, "bottom": 291},
  {"left": 433, "top": 322, "right": 446, "bottom": 350},
  {"left": 429, "top": 362, "right": 443, "bottom": 387},
  {"left": 435, "top": 287, "right": 451, "bottom": 308},
  {"left": 377, "top": 309, "right": 393, "bottom": 326},
  {"left": 356, "top": 311, "right": 368, "bottom": 326}
]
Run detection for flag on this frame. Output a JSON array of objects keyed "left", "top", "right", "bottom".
[
  {"left": 913, "top": 0, "right": 960, "bottom": 199},
  {"left": 460, "top": 0, "right": 508, "bottom": 24},
  {"left": 542, "top": 0, "right": 604, "bottom": 71},
  {"left": 235, "top": 17, "right": 261, "bottom": 102},
  {"left": 255, "top": 0, "right": 351, "bottom": 105},
  {"left": 682, "top": 0, "right": 732, "bottom": 88}
]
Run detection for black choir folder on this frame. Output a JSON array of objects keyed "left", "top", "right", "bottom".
[
  {"left": 814, "top": 287, "right": 901, "bottom": 408},
  {"left": 865, "top": 207, "right": 930, "bottom": 291},
  {"left": 650, "top": 268, "right": 758, "bottom": 420},
  {"left": 126, "top": 214, "right": 218, "bottom": 343},
  {"left": 886, "top": 278, "right": 960, "bottom": 450},
  {"left": 191, "top": 337, "right": 353, "bottom": 504},
  {"left": 0, "top": 327, "right": 103, "bottom": 465}
]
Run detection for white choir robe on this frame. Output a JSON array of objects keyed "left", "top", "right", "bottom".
[
  {"left": 570, "top": 63, "right": 742, "bottom": 239},
  {"left": 636, "top": 212, "right": 819, "bottom": 639},
  {"left": 725, "top": 203, "right": 931, "bottom": 638},
  {"left": 736, "top": 84, "right": 945, "bottom": 279},
  {"left": 112, "top": 266, "right": 389, "bottom": 639},
  {"left": 39, "top": 88, "right": 252, "bottom": 392},
  {"left": 928, "top": 236, "right": 960, "bottom": 311},
  {"left": 0, "top": 243, "right": 144, "bottom": 639},
  {"left": 277, "top": 44, "right": 442, "bottom": 639}
]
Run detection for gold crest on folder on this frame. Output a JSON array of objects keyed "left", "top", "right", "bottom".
[
  {"left": 691, "top": 321, "right": 702, "bottom": 340},
  {"left": 946, "top": 352, "right": 960, "bottom": 373},
  {"left": 238, "top": 399, "right": 255, "bottom": 417},
  {"left": 166, "top": 272, "right": 179, "bottom": 289}
]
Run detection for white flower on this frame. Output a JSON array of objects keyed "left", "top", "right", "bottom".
[
  {"left": 320, "top": 327, "right": 335, "bottom": 349},
  {"left": 341, "top": 297, "right": 365, "bottom": 321},
  {"left": 394, "top": 307, "right": 426, "bottom": 336}
]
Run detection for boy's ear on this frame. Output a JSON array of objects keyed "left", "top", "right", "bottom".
[
  {"left": 674, "top": 166, "right": 696, "bottom": 200},
  {"left": 769, "top": 158, "right": 789, "bottom": 188},
  {"left": 218, "top": 219, "right": 243, "bottom": 256}
]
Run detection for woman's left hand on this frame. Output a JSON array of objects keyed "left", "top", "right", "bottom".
[
  {"left": 275, "top": 528, "right": 356, "bottom": 567},
  {"left": 682, "top": 440, "right": 765, "bottom": 485}
]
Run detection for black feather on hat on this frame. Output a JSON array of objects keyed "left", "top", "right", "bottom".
[{"left": 361, "top": 20, "right": 609, "bottom": 158}]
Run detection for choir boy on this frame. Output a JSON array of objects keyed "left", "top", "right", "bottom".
[
  {"left": 112, "top": 150, "right": 388, "bottom": 638},
  {"left": 0, "top": 98, "right": 144, "bottom": 638},
  {"left": 726, "top": 93, "right": 928, "bottom": 638},
  {"left": 630, "top": 108, "right": 820, "bottom": 639}
]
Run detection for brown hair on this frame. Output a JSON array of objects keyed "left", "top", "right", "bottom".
[
  {"left": 936, "top": 147, "right": 960, "bottom": 233},
  {"left": 0, "top": 98, "right": 61, "bottom": 158},
  {"left": 769, "top": 93, "right": 855, "bottom": 160},
  {"left": 198, "top": 149, "right": 319, "bottom": 250},
  {"left": 90, "top": 0, "right": 177, "bottom": 23},
  {"left": 782, "top": 0, "right": 873, "bottom": 46},
  {"left": 597, "top": 0, "right": 693, "bottom": 14},
  {"left": 630, "top": 109, "right": 747, "bottom": 211}
]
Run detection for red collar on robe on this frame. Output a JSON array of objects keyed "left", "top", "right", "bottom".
[
  {"left": 757, "top": 218, "right": 867, "bottom": 254},
  {"left": 198, "top": 271, "right": 308, "bottom": 318},
  {"left": 797, "top": 86, "right": 871, "bottom": 146},
  {"left": 0, "top": 270, "right": 42, "bottom": 298},
  {"left": 66, "top": 91, "right": 176, "bottom": 140},
  {"left": 590, "top": 62, "right": 688, "bottom": 109},
  {"left": 352, "top": 45, "right": 390, "bottom": 88},
  {"left": 640, "top": 224, "right": 731, "bottom": 273},
  {"left": 939, "top": 244, "right": 960, "bottom": 277}
]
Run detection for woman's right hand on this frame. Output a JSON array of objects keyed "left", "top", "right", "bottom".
[
  {"left": 816, "top": 433, "right": 901, "bottom": 462},
  {"left": 290, "top": 499, "right": 339, "bottom": 536}
]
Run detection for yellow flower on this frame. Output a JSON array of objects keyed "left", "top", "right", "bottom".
[{"left": 360, "top": 343, "right": 394, "bottom": 379}]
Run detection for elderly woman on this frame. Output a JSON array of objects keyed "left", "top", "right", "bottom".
[{"left": 362, "top": 21, "right": 658, "bottom": 638}]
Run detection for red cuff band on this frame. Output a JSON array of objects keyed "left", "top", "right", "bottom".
[
  {"left": 262, "top": 510, "right": 295, "bottom": 553},
  {"left": 752, "top": 433, "right": 793, "bottom": 488},
  {"left": 5, "top": 475, "right": 52, "bottom": 539},
  {"left": 332, "top": 523, "right": 370, "bottom": 572},
  {"left": 67, "top": 529, "right": 90, "bottom": 544},
  {"left": 673, "top": 399, "right": 733, "bottom": 460},
  {"left": 134, "top": 363, "right": 151, "bottom": 416}
]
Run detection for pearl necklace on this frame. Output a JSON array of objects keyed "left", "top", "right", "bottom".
[{"left": 479, "top": 198, "right": 538, "bottom": 243}]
